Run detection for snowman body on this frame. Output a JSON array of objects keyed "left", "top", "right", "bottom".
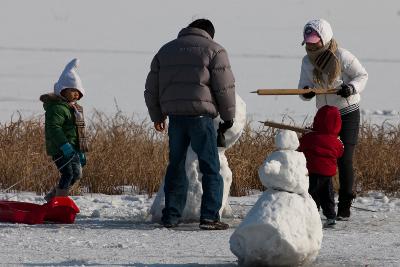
[{"left": 230, "top": 130, "right": 322, "bottom": 266}]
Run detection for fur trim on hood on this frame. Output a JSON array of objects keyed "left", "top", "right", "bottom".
[{"left": 39, "top": 93, "right": 64, "bottom": 103}]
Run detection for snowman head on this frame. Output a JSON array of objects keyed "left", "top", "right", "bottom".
[
  {"left": 258, "top": 130, "right": 308, "bottom": 194},
  {"left": 275, "top": 130, "right": 299, "bottom": 150}
]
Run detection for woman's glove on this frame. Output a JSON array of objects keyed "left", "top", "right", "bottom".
[
  {"left": 302, "top": 86, "right": 315, "bottom": 99},
  {"left": 337, "top": 84, "right": 356, "bottom": 98}
]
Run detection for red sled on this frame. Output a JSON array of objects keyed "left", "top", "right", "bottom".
[
  {"left": 43, "top": 197, "right": 80, "bottom": 224},
  {"left": 0, "top": 197, "right": 80, "bottom": 225}
]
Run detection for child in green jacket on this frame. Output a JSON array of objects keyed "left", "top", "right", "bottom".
[{"left": 40, "top": 58, "right": 89, "bottom": 201}]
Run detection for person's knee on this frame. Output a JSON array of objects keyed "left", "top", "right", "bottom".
[
  {"left": 72, "top": 165, "right": 82, "bottom": 180},
  {"left": 338, "top": 154, "right": 353, "bottom": 166},
  {"left": 166, "top": 162, "right": 186, "bottom": 178},
  {"left": 197, "top": 154, "right": 220, "bottom": 172},
  {"left": 199, "top": 162, "right": 220, "bottom": 176},
  {"left": 169, "top": 151, "right": 187, "bottom": 166}
]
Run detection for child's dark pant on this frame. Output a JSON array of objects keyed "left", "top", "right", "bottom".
[
  {"left": 309, "top": 173, "right": 336, "bottom": 219},
  {"left": 53, "top": 153, "right": 82, "bottom": 190}
]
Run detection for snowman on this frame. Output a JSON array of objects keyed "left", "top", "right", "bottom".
[
  {"left": 150, "top": 94, "right": 246, "bottom": 222},
  {"left": 229, "top": 130, "right": 322, "bottom": 266}
]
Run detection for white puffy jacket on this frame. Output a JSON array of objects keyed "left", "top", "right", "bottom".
[{"left": 298, "top": 19, "right": 368, "bottom": 113}]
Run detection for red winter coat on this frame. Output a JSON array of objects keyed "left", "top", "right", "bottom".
[{"left": 299, "top": 105, "right": 344, "bottom": 176}]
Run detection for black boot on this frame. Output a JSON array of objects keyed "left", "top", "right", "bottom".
[
  {"left": 199, "top": 219, "right": 229, "bottom": 230},
  {"left": 337, "top": 193, "right": 356, "bottom": 220}
]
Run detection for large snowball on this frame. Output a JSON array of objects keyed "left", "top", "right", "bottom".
[{"left": 230, "top": 191, "right": 322, "bottom": 266}]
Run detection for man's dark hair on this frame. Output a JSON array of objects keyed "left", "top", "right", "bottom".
[{"left": 188, "top": 19, "right": 215, "bottom": 39}]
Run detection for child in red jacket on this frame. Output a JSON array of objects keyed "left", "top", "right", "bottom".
[{"left": 299, "top": 105, "right": 344, "bottom": 227}]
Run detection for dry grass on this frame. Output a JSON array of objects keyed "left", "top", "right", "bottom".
[
  {"left": 225, "top": 123, "right": 274, "bottom": 196},
  {"left": 352, "top": 121, "right": 400, "bottom": 195},
  {"left": 1, "top": 113, "right": 399, "bottom": 197}
]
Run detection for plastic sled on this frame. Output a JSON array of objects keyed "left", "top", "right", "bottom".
[
  {"left": 0, "top": 201, "right": 47, "bottom": 224},
  {"left": 0, "top": 197, "right": 80, "bottom": 224},
  {"left": 43, "top": 197, "right": 80, "bottom": 224}
]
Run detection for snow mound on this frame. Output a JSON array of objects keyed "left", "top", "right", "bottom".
[{"left": 230, "top": 191, "right": 322, "bottom": 266}]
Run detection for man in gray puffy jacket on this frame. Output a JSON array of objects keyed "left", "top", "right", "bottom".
[{"left": 144, "top": 19, "right": 236, "bottom": 230}]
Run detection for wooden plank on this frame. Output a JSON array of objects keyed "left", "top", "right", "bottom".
[
  {"left": 260, "top": 120, "right": 311, "bottom": 134},
  {"left": 251, "top": 88, "right": 338, "bottom": 95}
]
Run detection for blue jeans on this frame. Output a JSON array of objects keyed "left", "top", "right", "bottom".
[
  {"left": 53, "top": 153, "right": 82, "bottom": 190},
  {"left": 162, "top": 115, "right": 223, "bottom": 224}
]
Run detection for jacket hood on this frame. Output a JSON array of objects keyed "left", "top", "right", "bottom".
[
  {"left": 178, "top": 27, "right": 212, "bottom": 40},
  {"left": 54, "top": 58, "right": 85, "bottom": 99},
  {"left": 40, "top": 93, "right": 68, "bottom": 111},
  {"left": 40, "top": 93, "right": 64, "bottom": 104},
  {"left": 313, "top": 105, "right": 341, "bottom": 135},
  {"left": 303, "top": 18, "right": 333, "bottom": 46}
]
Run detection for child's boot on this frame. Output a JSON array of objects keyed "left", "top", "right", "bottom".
[
  {"left": 55, "top": 187, "right": 69, "bottom": 197},
  {"left": 323, "top": 218, "right": 336, "bottom": 228},
  {"left": 69, "top": 180, "right": 82, "bottom": 196},
  {"left": 44, "top": 187, "right": 57, "bottom": 202}
]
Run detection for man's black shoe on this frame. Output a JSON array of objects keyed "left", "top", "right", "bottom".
[
  {"left": 199, "top": 219, "right": 229, "bottom": 230},
  {"left": 163, "top": 222, "right": 178, "bottom": 228}
]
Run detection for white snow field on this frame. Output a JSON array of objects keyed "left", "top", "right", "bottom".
[
  {"left": 0, "top": 0, "right": 400, "bottom": 123},
  {"left": 0, "top": 192, "right": 399, "bottom": 266},
  {"left": 1, "top": 0, "right": 400, "bottom": 266}
]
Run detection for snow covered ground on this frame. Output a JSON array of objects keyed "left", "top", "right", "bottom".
[
  {"left": 1, "top": 1, "right": 400, "bottom": 266},
  {"left": 0, "top": 191, "right": 399, "bottom": 266}
]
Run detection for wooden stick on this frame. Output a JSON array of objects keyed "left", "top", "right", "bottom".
[
  {"left": 251, "top": 88, "right": 338, "bottom": 95},
  {"left": 259, "top": 120, "right": 311, "bottom": 134}
]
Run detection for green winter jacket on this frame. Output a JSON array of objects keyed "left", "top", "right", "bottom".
[{"left": 40, "top": 93, "right": 78, "bottom": 156}]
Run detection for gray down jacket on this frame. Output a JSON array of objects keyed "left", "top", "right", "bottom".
[{"left": 144, "top": 27, "right": 236, "bottom": 122}]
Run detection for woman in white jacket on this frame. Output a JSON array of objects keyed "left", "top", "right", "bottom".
[{"left": 298, "top": 18, "right": 368, "bottom": 220}]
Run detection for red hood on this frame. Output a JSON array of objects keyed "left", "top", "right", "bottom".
[{"left": 313, "top": 105, "right": 341, "bottom": 135}]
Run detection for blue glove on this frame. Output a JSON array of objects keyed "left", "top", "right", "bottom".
[
  {"left": 60, "top": 143, "right": 75, "bottom": 158},
  {"left": 78, "top": 152, "right": 86, "bottom": 167}
]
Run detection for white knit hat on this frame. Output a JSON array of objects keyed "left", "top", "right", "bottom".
[
  {"left": 54, "top": 58, "right": 85, "bottom": 98},
  {"left": 302, "top": 18, "right": 333, "bottom": 46}
]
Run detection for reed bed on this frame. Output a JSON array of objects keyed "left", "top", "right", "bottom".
[{"left": 0, "top": 113, "right": 399, "bottom": 197}]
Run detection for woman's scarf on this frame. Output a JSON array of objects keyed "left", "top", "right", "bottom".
[
  {"left": 306, "top": 39, "right": 341, "bottom": 87},
  {"left": 69, "top": 102, "right": 89, "bottom": 153}
]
